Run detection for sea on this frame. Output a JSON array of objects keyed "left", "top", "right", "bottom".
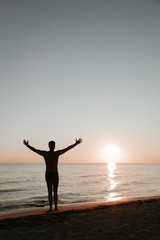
[{"left": 0, "top": 163, "right": 160, "bottom": 216}]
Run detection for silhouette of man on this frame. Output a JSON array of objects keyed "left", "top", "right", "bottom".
[{"left": 23, "top": 138, "right": 82, "bottom": 212}]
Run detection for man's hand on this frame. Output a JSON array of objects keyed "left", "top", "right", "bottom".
[
  {"left": 76, "top": 138, "right": 82, "bottom": 144},
  {"left": 23, "top": 140, "right": 29, "bottom": 146}
]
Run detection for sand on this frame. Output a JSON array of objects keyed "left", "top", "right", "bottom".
[{"left": 1, "top": 197, "right": 160, "bottom": 240}]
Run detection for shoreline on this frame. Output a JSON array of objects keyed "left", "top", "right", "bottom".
[{"left": 1, "top": 196, "right": 160, "bottom": 220}]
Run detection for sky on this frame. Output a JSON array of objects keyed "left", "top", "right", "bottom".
[{"left": 1, "top": 0, "right": 160, "bottom": 163}]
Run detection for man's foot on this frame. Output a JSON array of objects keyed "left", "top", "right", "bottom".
[
  {"left": 54, "top": 207, "right": 59, "bottom": 212},
  {"left": 47, "top": 208, "right": 52, "bottom": 213}
]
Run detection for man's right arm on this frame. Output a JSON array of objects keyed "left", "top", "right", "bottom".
[{"left": 23, "top": 140, "right": 45, "bottom": 156}]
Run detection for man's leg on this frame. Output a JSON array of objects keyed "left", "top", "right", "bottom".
[
  {"left": 46, "top": 181, "right": 53, "bottom": 211},
  {"left": 53, "top": 183, "right": 58, "bottom": 211}
]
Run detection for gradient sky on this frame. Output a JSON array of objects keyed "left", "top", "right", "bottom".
[{"left": 1, "top": 0, "right": 160, "bottom": 163}]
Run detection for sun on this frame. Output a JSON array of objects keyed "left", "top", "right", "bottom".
[{"left": 101, "top": 144, "right": 122, "bottom": 162}]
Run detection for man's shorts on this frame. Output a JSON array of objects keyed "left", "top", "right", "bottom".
[{"left": 45, "top": 172, "right": 59, "bottom": 184}]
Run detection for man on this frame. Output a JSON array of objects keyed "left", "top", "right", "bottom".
[{"left": 23, "top": 138, "right": 82, "bottom": 212}]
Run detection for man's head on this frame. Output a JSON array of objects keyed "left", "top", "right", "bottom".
[{"left": 48, "top": 141, "right": 55, "bottom": 150}]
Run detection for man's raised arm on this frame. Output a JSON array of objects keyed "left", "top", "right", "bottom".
[
  {"left": 57, "top": 138, "right": 82, "bottom": 155},
  {"left": 23, "top": 140, "right": 45, "bottom": 156}
]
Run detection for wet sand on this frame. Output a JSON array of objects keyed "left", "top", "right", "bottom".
[{"left": 1, "top": 197, "right": 160, "bottom": 240}]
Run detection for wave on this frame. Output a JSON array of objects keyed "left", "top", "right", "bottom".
[
  {"left": 0, "top": 199, "right": 48, "bottom": 213},
  {"left": 0, "top": 180, "right": 20, "bottom": 185},
  {"left": 0, "top": 188, "right": 24, "bottom": 193},
  {"left": 31, "top": 195, "right": 47, "bottom": 200}
]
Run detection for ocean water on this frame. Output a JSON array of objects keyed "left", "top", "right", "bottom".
[{"left": 0, "top": 163, "right": 160, "bottom": 216}]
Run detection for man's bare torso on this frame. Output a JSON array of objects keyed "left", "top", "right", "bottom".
[{"left": 43, "top": 151, "right": 60, "bottom": 173}]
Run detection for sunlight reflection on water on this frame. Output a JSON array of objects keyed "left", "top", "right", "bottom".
[
  {"left": 108, "top": 162, "right": 116, "bottom": 191},
  {"left": 107, "top": 162, "right": 121, "bottom": 202}
]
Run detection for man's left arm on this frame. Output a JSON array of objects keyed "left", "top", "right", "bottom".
[{"left": 57, "top": 138, "right": 82, "bottom": 155}]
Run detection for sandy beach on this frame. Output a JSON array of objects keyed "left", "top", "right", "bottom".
[{"left": 1, "top": 197, "right": 160, "bottom": 240}]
